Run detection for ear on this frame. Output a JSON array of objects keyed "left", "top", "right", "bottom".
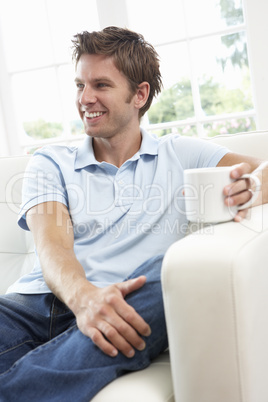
[{"left": 134, "top": 82, "right": 150, "bottom": 111}]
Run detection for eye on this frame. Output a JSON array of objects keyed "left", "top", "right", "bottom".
[
  {"left": 76, "top": 82, "right": 84, "bottom": 90},
  {"left": 97, "top": 83, "right": 107, "bottom": 88}
]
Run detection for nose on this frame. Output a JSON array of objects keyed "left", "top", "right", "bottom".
[{"left": 79, "top": 85, "right": 97, "bottom": 106}]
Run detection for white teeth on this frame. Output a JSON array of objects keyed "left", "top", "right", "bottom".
[{"left": 85, "top": 111, "right": 104, "bottom": 119}]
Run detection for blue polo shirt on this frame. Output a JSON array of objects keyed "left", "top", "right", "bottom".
[{"left": 8, "top": 128, "right": 228, "bottom": 294}]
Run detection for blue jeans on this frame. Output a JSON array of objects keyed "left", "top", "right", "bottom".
[{"left": 0, "top": 255, "right": 168, "bottom": 401}]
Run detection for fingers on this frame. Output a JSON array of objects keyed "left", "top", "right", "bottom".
[
  {"left": 87, "top": 326, "right": 119, "bottom": 357},
  {"left": 101, "top": 291, "right": 150, "bottom": 357},
  {"left": 225, "top": 190, "right": 251, "bottom": 222},
  {"left": 116, "top": 275, "right": 147, "bottom": 298},
  {"left": 233, "top": 209, "right": 248, "bottom": 222},
  {"left": 223, "top": 163, "right": 253, "bottom": 214},
  {"left": 87, "top": 318, "right": 144, "bottom": 358},
  {"left": 78, "top": 310, "right": 145, "bottom": 358},
  {"left": 224, "top": 186, "right": 253, "bottom": 207},
  {"left": 85, "top": 304, "right": 149, "bottom": 358},
  {"left": 223, "top": 177, "right": 250, "bottom": 197},
  {"left": 224, "top": 183, "right": 253, "bottom": 222},
  {"left": 76, "top": 280, "right": 151, "bottom": 358},
  {"left": 97, "top": 308, "right": 147, "bottom": 358},
  {"left": 229, "top": 162, "right": 251, "bottom": 179},
  {"left": 108, "top": 290, "right": 151, "bottom": 338}
]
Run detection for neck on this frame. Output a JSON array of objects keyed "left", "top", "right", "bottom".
[{"left": 93, "top": 130, "right": 142, "bottom": 168}]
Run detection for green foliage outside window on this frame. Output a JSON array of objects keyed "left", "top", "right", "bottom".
[
  {"left": 23, "top": 1, "right": 253, "bottom": 141},
  {"left": 148, "top": 67, "right": 255, "bottom": 137},
  {"left": 23, "top": 119, "right": 63, "bottom": 139},
  {"left": 148, "top": 0, "right": 254, "bottom": 137},
  {"left": 148, "top": 79, "right": 195, "bottom": 124}
]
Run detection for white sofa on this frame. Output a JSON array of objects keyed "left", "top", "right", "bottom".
[{"left": 1, "top": 130, "right": 268, "bottom": 401}]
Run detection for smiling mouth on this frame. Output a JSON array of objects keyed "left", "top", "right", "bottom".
[{"left": 84, "top": 111, "right": 105, "bottom": 119}]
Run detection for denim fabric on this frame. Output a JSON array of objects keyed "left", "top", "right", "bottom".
[{"left": 0, "top": 255, "right": 168, "bottom": 401}]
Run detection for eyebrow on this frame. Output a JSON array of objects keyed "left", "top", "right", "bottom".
[
  {"left": 94, "top": 77, "right": 114, "bottom": 84},
  {"left": 74, "top": 77, "right": 114, "bottom": 84}
]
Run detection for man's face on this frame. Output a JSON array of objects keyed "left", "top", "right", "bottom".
[{"left": 75, "top": 53, "right": 138, "bottom": 139}]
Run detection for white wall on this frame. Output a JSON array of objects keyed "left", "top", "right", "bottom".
[
  {"left": 96, "top": 0, "right": 128, "bottom": 28},
  {"left": 244, "top": 0, "right": 268, "bottom": 130},
  {"left": 0, "top": 103, "right": 9, "bottom": 156},
  {"left": 0, "top": 24, "right": 20, "bottom": 155}
]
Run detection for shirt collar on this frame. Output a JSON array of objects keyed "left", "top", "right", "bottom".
[
  {"left": 139, "top": 127, "right": 159, "bottom": 157},
  {"left": 74, "top": 136, "right": 97, "bottom": 170},
  {"left": 74, "top": 128, "right": 159, "bottom": 170}
]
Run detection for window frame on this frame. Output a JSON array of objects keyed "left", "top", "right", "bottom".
[{"left": 0, "top": 0, "right": 267, "bottom": 156}]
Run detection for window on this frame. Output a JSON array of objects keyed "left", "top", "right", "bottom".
[
  {"left": 126, "top": 0, "right": 255, "bottom": 138},
  {"left": 0, "top": 0, "right": 265, "bottom": 155},
  {"left": 0, "top": 0, "right": 100, "bottom": 154}
]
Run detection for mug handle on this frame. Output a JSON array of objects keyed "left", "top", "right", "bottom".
[{"left": 237, "top": 174, "right": 261, "bottom": 210}]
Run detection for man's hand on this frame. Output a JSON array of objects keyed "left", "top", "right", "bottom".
[
  {"left": 223, "top": 162, "right": 261, "bottom": 222},
  {"left": 74, "top": 275, "right": 151, "bottom": 358},
  {"left": 27, "top": 202, "right": 151, "bottom": 358}
]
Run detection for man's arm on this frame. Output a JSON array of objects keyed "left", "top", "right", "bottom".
[
  {"left": 26, "top": 201, "right": 151, "bottom": 358},
  {"left": 217, "top": 152, "right": 268, "bottom": 221}
]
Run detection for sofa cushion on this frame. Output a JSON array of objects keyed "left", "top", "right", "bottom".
[{"left": 91, "top": 350, "right": 174, "bottom": 402}]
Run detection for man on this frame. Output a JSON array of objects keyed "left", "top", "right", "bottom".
[{"left": 0, "top": 26, "right": 267, "bottom": 401}]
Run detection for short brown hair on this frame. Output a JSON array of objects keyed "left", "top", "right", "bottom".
[{"left": 72, "top": 26, "right": 162, "bottom": 118}]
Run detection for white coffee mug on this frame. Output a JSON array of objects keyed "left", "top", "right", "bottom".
[{"left": 183, "top": 166, "right": 261, "bottom": 223}]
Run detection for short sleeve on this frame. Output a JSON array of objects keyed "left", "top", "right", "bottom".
[
  {"left": 18, "top": 151, "right": 68, "bottom": 230},
  {"left": 171, "top": 136, "right": 230, "bottom": 169}
]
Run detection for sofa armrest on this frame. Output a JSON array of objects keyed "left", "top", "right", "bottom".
[{"left": 162, "top": 204, "right": 268, "bottom": 402}]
